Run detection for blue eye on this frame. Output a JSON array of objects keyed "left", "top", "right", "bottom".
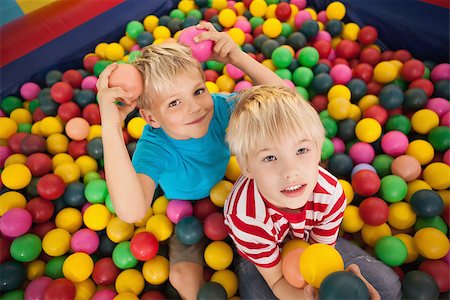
[
  {"left": 263, "top": 155, "right": 276, "bottom": 162},
  {"left": 297, "top": 148, "right": 309, "bottom": 155},
  {"left": 168, "top": 99, "right": 181, "bottom": 107},
  {"left": 194, "top": 88, "right": 205, "bottom": 96}
]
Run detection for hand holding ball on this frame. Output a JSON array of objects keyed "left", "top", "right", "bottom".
[
  {"left": 108, "top": 64, "right": 143, "bottom": 100},
  {"left": 178, "top": 26, "right": 213, "bottom": 62}
]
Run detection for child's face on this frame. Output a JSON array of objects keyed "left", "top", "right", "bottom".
[
  {"left": 243, "top": 136, "right": 321, "bottom": 211},
  {"left": 142, "top": 71, "right": 213, "bottom": 140}
]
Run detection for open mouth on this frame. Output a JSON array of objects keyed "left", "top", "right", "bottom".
[{"left": 281, "top": 184, "right": 306, "bottom": 197}]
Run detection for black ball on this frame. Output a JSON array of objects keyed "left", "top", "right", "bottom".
[
  {"left": 327, "top": 153, "right": 353, "bottom": 179},
  {"left": 319, "top": 271, "right": 370, "bottom": 300},
  {"left": 261, "top": 39, "right": 280, "bottom": 59},
  {"left": 87, "top": 137, "right": 104, "bottom": 160},
  {"left": 63, "top": 182, "right": 87, "bottom": 208},
  {"left": 312, "top": 73, "right": 334, "bottom": 94},
  {"left": 433, "top": 79, "right": 449, "bottom": 100},
  {"left": 325, "top": 19, "right": 343, "bottom": 37},
  {"left": 347, "top": 79, "right": 367, "bottom": 103},
  {"left": 337, "top": 118, "right": 356, "bottom": 142},
  {"left": 379, "top": 84, "right": 404, "bottom": 109},
  {"left": 403, "top": 88, "right": 428, "bottom": 111},
  {"left": 401, "top": 271, "right": 439, "bottom": 300},
  {"left": 197, "top": 282, "right": 227, "bottom": 300},
  {"left": 287, "top": 32, "right": 307, "bottom": 52}
]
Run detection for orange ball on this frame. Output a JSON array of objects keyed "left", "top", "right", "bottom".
[
  {"left": 109, "top": 64, "right": 143, "bottom": 99},
  {"left": 390, "top": 155, "right": 421, "bottom": 182},
  {"left": 65, "top": 117, "right": 90, "bottom": 141}
]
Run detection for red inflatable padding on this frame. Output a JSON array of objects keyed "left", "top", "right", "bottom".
[{"left": 0, "top": 0, "right": 124, "bottom": 67}]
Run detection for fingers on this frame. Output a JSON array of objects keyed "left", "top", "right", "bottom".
[
  {"left": 99, "top": 87, "right": 133, "bottom": 105},
  {"left": 196, "top": 21, "right": 217, "bottom": 32},
  {"left": 346, "top": 264, "right": 381, "bottom": 300},
  {"left": 96, "top": 62, "right": 118, "bottom": 90}
]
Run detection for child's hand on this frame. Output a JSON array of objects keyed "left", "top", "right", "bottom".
[
  {"left": 346, "top": 264, "right": 381, "bottom": 300},
  {"left": 96, "top": 63, "right": 137, "bottom": 129},
  {"left": 194, "top": 21, "right": 244, "bottom": 65}
]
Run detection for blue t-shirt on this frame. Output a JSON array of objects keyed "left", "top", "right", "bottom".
[{"left": 132, "top": 93, "right": 235, "bottom": 200}]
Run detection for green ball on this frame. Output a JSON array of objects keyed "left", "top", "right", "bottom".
[
  {"left": 321, "top": 117, "right": 338, "bottom": 138},
  {"left": 321, "top": 138, "right": 335, "bottom": 161},
  {"left": 249, "top": 17, "right": 264, "bottom": 29},
  {"left": 187, "top": 9, "right": 202, "bottom": 20},
  {"left": 169, "top": 9, "right": 186, "bottom": 20},
  {"left": 298, "top": 46, "right": 319, "bottom": 67},
  {"left": 18, "top": 123, "right": 32, "bottom": 133},
  {"left": 28, "top": 98, "right": 40, "bottom": 113},
  {"left": 295, "top": 86, "right": 309, "bottom": 100},
  {"left": 1, "top": 290, "right": 25, "bottom": 300},
  {"left": 275, "top": 69, "right": 292, "bottom": 80},
  {"left": 319, "top": 110, "right": 330, "bottom": 119},
  {"left": 372, "top": 154, "right": 393, "bottom": 178},
  {"left": 293, "top": 67, "right": 314, "bottom": 87},
  {"left": 374, "top": 236, "right": 407, "bottom": 267},
  {"left": 428, "top": 126, "right": 450, "bottom": 151},
  {"left": 126, "top": 20, "right": 145, "bottom": 39},
  {"left": 392, "top": 78, "right": 407, "bottom": 91},
  {"left": 280, "top": 22, "right": 293, "bottom": 37},
  {"left": 84, "top": 179, "right": 108, "bottom": 204},
  {"left": 272, "top": 47, "right": 293, "bottom": 69},
  {"left": 93, "top": 60, "right": 112, "bottom": 77},
  {"left": 105, "top": 194, "right": 116, "bottom": 214},
  {"left": 206, "top": 60, "right": 225, "bottom": 72},
  {"left": 83, "top": 171, "right": 101, "bottom": 185},
  {"left": 265, "top": 0, "right": 279, "bottom": 4},
  {"left": 1, "top": 96, "right": 23, "bottom": 115},
  {"left": 379, "top": 175, "right": 407, "bottom": 203},
  {"left": 10, "top": 233, "right": 42, "bottom": 262},
  {"left": 422, "top": 66, "right": 430, "bottom": 79},
  {"left": 112, "top": 241, "right": 138, "bottom": 269},
  {"left": 414, "top": 216, "right": 448, "bottom": 234},
  {"left": 128, "top": 50, "right": 142, "bottom": 63},
  {"left": 385, "top": 114, "right": 411, "bottom": 135},
  {"left": 45, "top": 255, "right": 67, "bottom": 279}
]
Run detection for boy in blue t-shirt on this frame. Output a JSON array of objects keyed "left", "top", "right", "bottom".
[{"left": 96, "top": 22, "right": 286, "bottom": 300}]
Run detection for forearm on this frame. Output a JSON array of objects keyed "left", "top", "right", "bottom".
[
  {"left": 102, "top": 125, "right": 150, "bottom": 223},
  {"left": 233, "top": 52, "right": 288, "bottom": 87},
  {"left": 272, "top": 278, "right": 307, "bottom": 300}
]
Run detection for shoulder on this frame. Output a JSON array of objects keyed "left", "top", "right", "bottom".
[{"left": 315, "top": 166, "right": 341, "bottom": 195}]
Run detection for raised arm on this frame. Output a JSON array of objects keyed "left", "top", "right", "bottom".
[
  {"left": 97, "top": 63, "right": 155, "bottom": 223},
  {"left": 195, "top": 22, "right": 288, "bottom": 87}
]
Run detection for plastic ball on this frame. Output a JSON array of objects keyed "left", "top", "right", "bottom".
[
  {"left": 379, "top": 175, "right": 407, "bottom": 203},
  {"left": 25, "top": 276, "right": 53, "bottom": 300},
  {"left": 50, "top": 82, "right": 74, "bottom": 104},
  {"left": 115, "top": 269, "right": 145, "bottom": 295},
  {"left": 197, "top": 282, "right": 227, "bottom": 300},
  {"left": 175, "top": 216, "right": 204, "bottom": 245},
  {"left": 282, "top": 247, "right": 306, "bottom": 288},
  {"left": 25, "top": 197, "right": 54, "bottom": 223},
  {"left": 142, "top": 255, "right": 169, "bottom": 285},
  {"left": 402, "top": 271, "right": 440, "bottom": 300},
  {"left": 327, "top": 153, "right": 353, "bottom": 178},
  {"left": 210, "top": 180, "right": 233, "bottom": 207},
  {"left": 193, "top": 197, "right": 220, "bottom": 221},
  {"left": 411, "top": 109, "right": 439, "bottom": 134},
  {"left": 380, "top": 131, "right": 409, "bottom": 157},
  {"left": 109, "top": 64, "right": 143, "bottom": 99},
  {"left": 379, "top": 84, "right": 404, "bottom": 109},
  {"left": 203, "top": 212, "right": 228, "bottom": 241},
  {"left": 146, "top": 214, "right": 173, "bottom": 241},
  {"left": 328, "top": 97, "right": 351, "bottom": 120},
  {"left": 374, "top": 236, "right": 407, "bottom": 267},
  {"left": 410, "top": 189, "right": 444, "bottom": 217},
  {"left": 359, "top": 197, "right": 389, "bottom": 226},
  {"left": 414, "top": 227, "right": 449, "bottom": 259},
  {"left": 249, "top": 0, "right": 268, "bottom": 17},
  {"left": 166, "top": 200, "right": 193, "bottom": 224},
  {"left": 55, "top": 207, "right": 82, "bottom": 233},
  {"left": 430, "top": 63, "right": 450, "bottom": 82},
  {"left": 390, "top": 155, "right": 421, "bottom": 182},
  {"left": 84, "top": 179, "right": 107, "bottom": 204},
  {"left": 419, "top": 260, "right": 450, "bottom": 293},
  {"left": 298, "top": 46, "right": 319, "bottom": 67},
  {"left": 204, "top": 241, "right": 233, "bottom": 270},
  {"left": 406, "top": 140, "right": 434, "bottom": 165},
  {"left": 37, "top": 174, "right": 66, "bottom": 200},
  {"left": 106, "top": 217, "right": 134, "bottom": 243},
  {"left": 423, "top": 162, "right": 450, "bottom": 190},
  {"left": 210, "top": 269, "right": 239, "bottom": 298},
  {"left": 65, "top": 117, "right": 90, "bottom": 141},
  {"left": 272, "top": 47, "right": 293, "bottom": 68},
  {"left": 349, "top": 142, "right": 375, "bottom": 164},
  {"left": 130, "top": 231, "right": 159, "bottom": 261},
  {"left": 178, "top": 26, "right": 213, "bottom": 62},
  {"left": 326, "top": 1, "right": 346, "bottom": 20},
  {"left": 42, "top": 228, "right": 71, "bottom": 256},
  {"left": 0, "top": 207, "right": 32, "bottom": 238},
  {"left": 401, "top": 59, "right": 425, "bottom": 82},
  {"left": 319, "top": 271, "right": 370, "bottom": 300},
  {"left": 10, "top": 233, "right": 42, "bottom": 262},
  {"left": 43, "top": 278, "right": 76, "bottom": 300},
  {"left": 71, "top": 228, "right": 100, "bottom": 254},
  {"left": 330, "top": 64, "right": 352, "bottom": 84},
  {"left": 1, "top": 163, "right": 31, "bottom": 190},
  {"left": 341, "top": 205, "right": 364, "bottom": 233},
  {"left": 21, "top": 133, "right": 47, "bottom": 155},
  {"left": 92, "top": 257, "right": 120, "bottom": 286},
  {"left": 112, "top": 241, "right": 138, "bottom": 269},
  {"left": 354, "top": 118, "right": 381, "bottom": 143},
  {"left": 428, "top": 126, "right": 450, "bottom": 151},
  {"left": 361, "top": 223, "right": 392, "bottom": 247},
  {"left": 63, "top": 252, "right": 94, "bottom": 283},
  {"left": 83, "top": 204, "right": 111, "bottom": 231}
]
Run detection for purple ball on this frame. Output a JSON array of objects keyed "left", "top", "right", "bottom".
[
  {"left": 166, "top": 200, "right": 194, "bottom": 224},
  {"left": 381, "top": 131, "right": 409, "bottom": 157}
]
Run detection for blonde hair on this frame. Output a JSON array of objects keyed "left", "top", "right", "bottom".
[
  {"left": 226, "top": 85, "right": 325, "bottom": 167},
  {"left": 132, "top": 43, "right": 204, "bottom": 109}
]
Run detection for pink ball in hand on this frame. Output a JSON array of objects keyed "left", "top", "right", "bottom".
[{"left": 178, "top": 26, "right": 213, "bottom": 62}]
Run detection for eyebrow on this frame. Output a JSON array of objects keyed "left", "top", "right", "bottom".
[{"left": 255, "top": 139, "right": 311, "bottom": 155}]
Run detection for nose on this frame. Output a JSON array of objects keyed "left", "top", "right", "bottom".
[
  {"left": 186, "top": 97, "right": 201, "bottom": 114},
  {"left": 281, "top": 160, "right": 299, "bottom": 179}
]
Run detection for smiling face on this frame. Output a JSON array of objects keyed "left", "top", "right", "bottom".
[
  {"left": 243, "top": 137, "right": 321, "bottom": 211},
  {"left": 140, "top": 70, "right": 214, "bottom": 140}
]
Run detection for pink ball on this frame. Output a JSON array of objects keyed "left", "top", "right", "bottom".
[
  {"left": 443, "top": 149, "right": 450, "bottom": 166},
  {"left": 65, "top": 117, "right": 90, "bottom": 141},
  {"left": 351, "top": 163, "right": 377, "bottom": 178},
  {"left": 330, "top": 64, "right": 352, "bottom": 84},
  {"left": 81, "top": 202, "right": 92, "bottom": 214},
  {"left": 441, "top": 111, "right": 450, "bottom": 127},
  {"left": 0, "top": 208, "right": 32, "bottom": 237},
  {"left": 71, "top": 228, "right": 100, "bottom": 254},
  {"left": 0, "top": 145, "right": 13, "bottom": 168},
  {"left": 430, "top": 63, "right": 450, "bottom": 82},
  {"left": 327, "top": 49, "right": 336, "bottom": 61},
  {"left": 166, "top": 200, "right": 193, "bottom": 224},
  {"left": 294, "top": 10, "right": 312, "bottom": 28},
  {"left": 349, "top": 142, "right": 375, "bottom": 164},
  {"left": 130, "top": 44, "right": 141, "bottom": 51},
  {"left": 20, "top": 82, "right": 41, "bottom": 101},
  {"left": 426, "top": 97, "right": 450, "bottom": 118},
  {"left": 291, "top": 0, "right": 307, "bottom": 10},
  {"left": 178, "top": 26, "right": 213, "bottom": 62},
  {"left": 81, "top": 76, "right": 98, "bottom": 92},
  {"left": 284, "top": 79, "right": 296, "bottom": 88},
  {"left": 25, "top": 276, "right": 53, "bottom": 300},
  {"left": 331, "top": 137, "right": 345, "bottom": 154},
  {"left": 317, "top": 11, "right": 328, "bottom": 24},
  {"left": 381, "top": 131, "right": 409, "bottom": 157},
  {"left": 312, "top": 30, "right": 331, "bottom": 43},
  {"left": 226, "top": 64, "right": 245, "bottom": 79},
  {"left": 92, "top": 289, "right": 117, "bottom": 300},
  {"left": 234, "top": 18, "right": 251, "bottom": 33},
  {"left": 234, "top": 80, "right": 253, "bottom": 91}
]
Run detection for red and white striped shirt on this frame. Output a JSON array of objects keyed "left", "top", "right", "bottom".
[{"left": 224, "top": 166, "right": 347, "bottom": 268}]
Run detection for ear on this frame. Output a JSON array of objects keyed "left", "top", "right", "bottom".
[
  {"left": 139, "top": 108, "right": 160, "bottom": 128},
  {"left": 236, "top": 156, "right": 254, "bottom": 179}
]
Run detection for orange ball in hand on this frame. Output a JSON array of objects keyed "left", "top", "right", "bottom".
[{"left": 109, "top": 64, "right": 143, "bottom": 100}]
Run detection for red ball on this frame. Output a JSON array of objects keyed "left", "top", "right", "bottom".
[
  {"left": 363, "top": 105, "right": 388, "bottom": 126},
  {"left": 30, "top": 221, "right": 56, "bottom": 239},
  {"left": 318, "top": 58, "right": 333, "bottom": 69},
  {"left": 50, "top": 82, "right": 74, "bottom": 104},
  {"left": 351, "top": 170, "right": 380, "bottom": 197},
  {"left": 243, "top": 0, "right": 253, "bottom": 7},
  {"left": 62, "top": 70, "right": 83, "bottom": 89},
  {"left": 409, "top": 78, "right": 434, "bottom": 97},
  {"left": 204, "top": 69, "right": 219, "bottom": 82},
  {"left": 358, "top": 26, "right": 378, "bottom": 45},
  {"left": 0, "top": 238, "right": 12, "bottom": 264},
  {"left": 26, "top": 153, "right": 52, "bottom": 177},
  {"left": 419, "top": 260, "right": 449, "bottom": 293},
  {"left": 387, "top": 107, "right": 404, "bottom": 117},
  {"left": 393, "top": 49, "right": 412, "bottom": 63},
  {"left": 141, "top": 291, "right": 167, "bottom": 300},
  {"left": 68, "top": 140, "right": 88, "bottom": 159},
  {"left": 92, "top": 257, "right": 120, "bottom": 286},
  {"left": 83, "top": 55, "right": 100, "bottom": 73},
  {"left": 33, "top": 107, "right": 46, "bottom": 122},
  {"left": 8, "top": 132, "right": 29, "bottom": 153},
  {"left": 400, "top": 59, "right": 425, "bottom": 82},
  {"left": 203, "top": 8, "right": 219, "bottom": 21},
  {"left": 58, "top": 102, "right": 81, "bottom": 123},
  {"left": 335, "top": 40, "right": 360, "bottom": 59},
  {"left": 352, "top": 63, "right": 374, "bottom": 83},
  {"left": 82, "top": 103, "right": 101, "bottom": 125},
  {"left": 392, "top": 267, "right": 405, "bottom": 281},
  {"left": 275, "top": 2, "right": 292, "bottom": 22},
  {"left": 37, "top": 174, "right": 66, "bottom": 200},
  {"left": 313, "top": 40, "right": 332, "bottom": 58},
  {"left": 21, "top": 134, "right": 47, "bottom": 155},
  {"left": 333, "top": 58, "right": 349, "bottom": 66},
  {"left": 130, "top": 232, "right": 159, "bottom": 261},
  {"left": 380, "top": 50, "right": 395, "bottom": 61},
  {"left": 310, "top": 95, "right": 328, "bottom": 112},
  {"left": 349, "top": 58, "right": 359, "bottom": 69},
  {"left": 193, "top": 198, "right": 219, "bottom": 221},
  {"left": 358, "top": 197, "right": 389, "bottom": 226},
  {"left": 244, "top": 32, "right": 254, "bottom": 44},
  {"left": 43, "top": 278, "right": 76, "bottom": 300},
  {"left": 359, "top": 48, "right": 381, "bottom": 66},
  {"left": 203, "top": 212, "right": 228, "bottom": 241},
  {"left": 253, "top": 25, "right": 263, "bottom": 37},
  {"left": 26, "top": 197, "right": 54, "bottom": 223},
  {"left": 366, "top": 81, "right": 382, "bottom": 96}
]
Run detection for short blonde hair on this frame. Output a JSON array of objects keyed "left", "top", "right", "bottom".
[
  {"left": 132, "top": 43, "right": 204, "bottom": 109},
  {"left": 226, "top": 85, "right": 325, "bottom": 167}
]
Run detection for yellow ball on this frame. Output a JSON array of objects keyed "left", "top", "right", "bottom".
[
  {"left": 389, "top": 60, "right": 403, "bottom": 72},
  {"left": 414, "top": 227, "right": 450, "bottom": 259},
  {"left": 52, "top": 153, "right": 74, "bottom": 170},
  {"left": 327, "top": 84, "right": 351, "bottom": 101},
  {"left": 211, "top": 269, "right": 239, "bottom": 298},
  {"left": 210, "top": 180, "right": 234, "bottom": 207},
  {"left": 46, "top": 133, "right": 69, "bottom": 155},
  {"left": 152, "top": 196, "right": 169, "bottom": 215},
  {"left": 304, "top": 8, "right": 318, "bottom": 20},
  {"left": 361, "top": 223, "right": 391, "bottom": 247},
  {"left": 394, "top": 233, "right": 418, "bottom": 264},
  {"left": 405, "top": 180, "right": 431, "bottom": 202},
  {"left": 358, "top": 95, "right": 379, "bottom": 112},
  {"left": 153, "top": 26, "right": 171, "bottom": 40},
  {"left": 75, "top": 155, "right": 98, "bottom": 176},
  {"left": 411, "top": 109, "right": 439, "bottom": 134},
  {"left": 326, "top": 1, "right": 346, "bottom": 20},
  {"left": 437, "top": 190, "right": 450, "bottom": 208},
  {"left": 31, "top": 121, "right": 41, "bottom": 135},
  {"left": 142, "top": 255, "right": 169, "bottom": 285},
  {"left": 331, "top": 37, "right": 341, "bottom": 49},
  {"left": 341, "top": 205, "right": 364, "bottom": 233},
  {"left": 299, "top": 243, "right": 344, "bottom": 288},
  {"left": 1, "top": 163, "right": 31, "bottom": 190},
  {"left": 216, "top": 75, "right": 236, "bottom": 93},
  {"left": 387, "top": 202, "right": 416, "bottom": 230},
  {"left": 262, "top": 18, "right": 282, "bottom": 38},
  {"left": 54, "top": 162, "right": 81, "bottom": 184},
  {"left": 134, "top": 207, "right": 153, "bottom": 227},
  {"left": 373, "top": 61, "right": 398, "bottom": 84},
  {"left": 265, "top": 4, "right": 277, "bottom": 19},
  {"left": 0, "top": 191, "right": 27, "bottom": 216},
  {"left": 405, "top": 140, "right": 434, "bottom": 165},
  {"left": 4, "top": 153, "right": 27, "bottom": 167},
  {"left": 83, "top": 204, "right": 112, "bottom": 231},
  {"left": 119, "top": 36, "right": 136, "bottom": 52},
  {"left": 40, "top": 116, "right": 63, "bottom": 137},
  {"left": 341, "top": 22, "right": 360, "bottom": 41},
  {"left": 95, "top": 43, "right": 108, "bottom": 59},
  {"left": 218, "top": 8, "right": 237, "bottom": 28},
  {"left": 348, "top": 104, "right": 362, "bottom": 122},
  {"left": 234, "top": 2, "right": 246, "bottom": 15},
  {"left": 227, "top": 27, "right": 245, "bottom": 46},
  {"left": 281, "top": 239, "right": 310, "bottom": 258},
  {"left": 115, "top": 269, "right": 145, "bottom": 295},
  {"left": 63, "top": 252, "right": 94, "bottom": 283},
  {"left": 225, "top": 156, "right": 242, "bottom": 182},
  {"left": 10, "top": 108, "right": 32, "bottom": 125},
  {"left": 206, "top": 81, "right": 219, "bottom": 93},
  {"left": 178, "top": 0, "right": 196, "bottom": 13},
  {"left": 74, "top": 279, "right": 96, "bottom": 300},
  {"left": 0, "top": 117, "right": 18, "bottom": 139},
  {"left": 146, "top": 214, "right": 173, "bottom": 241},
  {"left": 249, "top": 0, "right": 267, "bottom": 17},
  {"left": 114, "top": 293, "right": 139, "bottom": 300},
  {"left": 107, "top": 217, "right": 135, "bottom": 243},
  {"left": 26, "top": 259, "right": 46, "bottom": 280},
  {"left": 328, "top": 97, "right": 351, "bottom": 120},
  {"left": 211, "top": 0, "right": 227, "bottom": 10},
  {"left": 127, "top": 117, "right": 147, "bottom": 139},
  {"left": 87, "top": 124, "right": 102, "bottom": 141},
  {"left": 143, "top": 15, "right": 159, "bottom": 32},
  {"left": 204, "top": 241, "right": 233, "bottom": 270},
  {"left": 106, "top": 43, "right": 125, "bottom": 61},
  {"left": 42, "top": 228, "right": 71, "bottom": 256},
  {"left": 262, "top": 59, "right": 276, "bottom": 71},
  {"left": 355, "top": 118, "right": 382, "bottom": 143},
  {"left": 423, "top": 162, "right": 450, "bottom": 190},
  {"left": 55, "top": 207, "right": 83, "bottom": 233}
]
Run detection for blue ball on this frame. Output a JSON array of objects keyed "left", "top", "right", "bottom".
[{"left": 175, "top": 216, "right": 203, "bottom": 246}]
